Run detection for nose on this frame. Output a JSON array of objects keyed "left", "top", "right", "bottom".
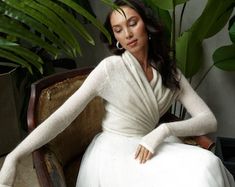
[{"left": 124, "top": 28, "right": 133, "bottom": 39}]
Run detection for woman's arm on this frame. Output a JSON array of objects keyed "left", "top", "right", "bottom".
[
  {"left": 0, "top": 61, "right": 108, "bottom": 186},
  {"left": 165, "top": 73, "right": 217, "bottom": 136},
  {"left": 136, "top": 73, "right": 217, "bottom": 162}
]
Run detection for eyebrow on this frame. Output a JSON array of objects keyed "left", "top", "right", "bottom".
[{"left": 111, "top": 16, "right": 138, "bottom": 28}]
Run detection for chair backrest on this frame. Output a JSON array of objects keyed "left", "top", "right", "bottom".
[{"left": 27, "top": 67, "right": 104, "bottom": 166}]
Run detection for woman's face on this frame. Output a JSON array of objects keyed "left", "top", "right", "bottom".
[{"left": 110, "top": 6, "right": 148, "bottom": 55}]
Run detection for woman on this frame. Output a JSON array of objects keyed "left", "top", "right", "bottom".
[{"left": 0, "top": 0, "right": 234, "bottom": 186}]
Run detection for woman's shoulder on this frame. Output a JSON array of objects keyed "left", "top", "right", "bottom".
[
  {"left": 90, "top": 55, "right": 123, "bottom": 79},
  {"left": 98, "top": 54, "right": 123, "bottom": 72},
  {"left": 100, "top": 55, "right": 122, "bottom": 65}
]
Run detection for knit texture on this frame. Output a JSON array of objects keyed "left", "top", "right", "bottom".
[{"left": 0, "top": 51, "right": 217, "bottom": 186}]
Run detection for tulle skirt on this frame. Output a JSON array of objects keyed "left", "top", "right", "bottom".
[{"left": 76, "top": 132, "right": 235, "bottom": 187}]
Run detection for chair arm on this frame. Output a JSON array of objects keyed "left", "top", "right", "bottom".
[
  {"left": 32, "top": 148, "right": 66, "bottom": 187},
  {"left": 194, "top": 135, "right": 215, "bottom": 150},
  {"left": 181, "top": 136, "right": 215, "bottom": 150}
]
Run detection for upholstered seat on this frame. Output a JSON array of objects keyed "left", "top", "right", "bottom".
[{"left": 27, "top": 67, "right": 214, "bottom": 187}]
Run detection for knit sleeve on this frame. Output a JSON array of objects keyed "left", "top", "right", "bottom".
[
  {"left": 165, "top": 72, "right": 217, "bottom": 137},
  {"left": 140, "top": 72, "right": 217, "bottom": 154},
  {"left": 0, "top": 60, "right": 108, "bottom": 186}
]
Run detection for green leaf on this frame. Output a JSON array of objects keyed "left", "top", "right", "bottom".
[
  {"left": 142, "top": 0, "right": 172, "bottom": 37},
  {"left": 157, "top": 9, "right": 172, "bottom": 36},
  {"left": 229, "top": 16, "right": 235, "bottom": 43},
  {"left": 213, "top": 44, "right": 235, "bottom": 71},
  {"left": 0, "top": 37, "right": 19, "bottom": 46},
  {"left": 58, "top": 0, "right": 111, "bottom": 43},
  {"left": 0, "top": 45, "right": 44, "bottom": 74},
  {"left": 190, "top": 0, "right": 234, "bottom": 41},
  {"left": 0, "top": 48, "right": 32, "bottom": 73},
  {"left": 36, "top": 0, "right": 95, "bottom": 46},
  {"left": 101, "top": 0, "right": 135, "bottom": 20},
  {"left": 101, "top": 0, "right": 123, "bottom": 10},
  {"left": 146, "top": 0, "right": 189, "bottom": 10},
  {"left": 175, "top": 0, "right": 234, "bottom": 78},
  {"left": 0, "top": 15, "right": 60, "bottom": 57},
  {"left": 4, "top": 0, "right": 77, "bottom": 57},
  {"left": 24, "top": 0, "right": 81, "bottom": 57},
  {"left": 176, "top": 31, "right": 203, "bottom": 77},
  {"left": 101, "top": 0, "right": 131, "bottom": 11},
  {"left": 0, "top": 3, "right": 73, "bottom": 57}
]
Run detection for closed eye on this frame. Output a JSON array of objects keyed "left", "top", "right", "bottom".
[
  {"left": 113, "top": 26, "right": 122, "bottom": 33},
  {"left": 129, "top": 19, "right": 137, "bottom": 27}
]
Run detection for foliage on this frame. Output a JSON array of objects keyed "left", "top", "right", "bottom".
[
  {"left": 148, "top": 0, "right": 235, "bottom": 78},
  {"left": 0, "top": 0, "right": 111, "bottom": 74},
  {"left": 213, "top": 15, "right": 235, "bottom": 71}
]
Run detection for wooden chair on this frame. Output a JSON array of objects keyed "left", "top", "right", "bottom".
[{"left": 27, "top": 67, "right": 215, "bottom": 187}]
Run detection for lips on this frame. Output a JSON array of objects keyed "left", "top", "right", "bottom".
[{"left": 127, "top": 39, "right": 137, "bottom": 46}]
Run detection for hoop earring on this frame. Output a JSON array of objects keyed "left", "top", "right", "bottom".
[{"left": 116, "top": 41, "right": 123, "bottom": 50}]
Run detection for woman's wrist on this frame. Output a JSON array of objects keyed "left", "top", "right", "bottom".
[{"left": 139, "top": 123, "right": 171, "bottom": 153}]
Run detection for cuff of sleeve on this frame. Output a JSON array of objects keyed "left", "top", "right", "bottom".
[
  {"left": 139, "top": 142, "right": 154, "bottom": 154},
  {"left": 139, "top": 123, "right": 171, "bottom": 153}
]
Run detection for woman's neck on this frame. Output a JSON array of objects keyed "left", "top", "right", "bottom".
[
  {"left": 130, "top": 49, "right": 153, "bottom": 82},
  {"left": 132, "top": 49, "right": 149, "bottom": 71}
]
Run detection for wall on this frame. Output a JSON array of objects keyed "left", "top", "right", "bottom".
[{"left": 80, "top": 1, "right": 235, "bottom": 138}]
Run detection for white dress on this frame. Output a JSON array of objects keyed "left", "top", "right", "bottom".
[
  {"left": 77, "top": 133, "right": 233, "bottom": 187},
  {"left": 76, "top": 51, "right": 235, "bottom": 187}
]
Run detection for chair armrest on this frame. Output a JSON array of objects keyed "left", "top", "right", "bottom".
[
  {"left": 32, "top": 148, "right": 66, "bottom": 187},
  {"left": 181, "top": 136, "right": 215, "bottom": 150},
  {"left": 194, "top": 135, "right": 215, "bottom": 150}
]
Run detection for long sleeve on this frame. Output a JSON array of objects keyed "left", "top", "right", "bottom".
[
  {"left": 165, "top": 73, "right": 217, "bottom": 136},
  {"left": 140, "top": 73, "right": 217, "bottom": 154},
  {"left": 0, "top": 61, "right": 108, "bottom": 187}
]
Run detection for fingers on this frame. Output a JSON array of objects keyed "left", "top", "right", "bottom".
[
  {"left": 146, "top": 151, "right": 152, "bottom": 161},
  {"left": 134, "top": 145, "right": 141, "bottom": 159},
  {"left": 135, "top": 145, "right": 153, "bottom": 164}
]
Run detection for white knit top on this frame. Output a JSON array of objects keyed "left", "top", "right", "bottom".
[{"left": 0, "top": 51, "right": 217, "bottom": 187}]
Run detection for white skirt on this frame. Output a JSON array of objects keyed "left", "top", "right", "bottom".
[{"left": 76, "top": 132, "right": 235, "bottom": 187}]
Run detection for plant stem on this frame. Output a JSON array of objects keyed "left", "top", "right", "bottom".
[
  {"left": 194, "top": 64, "right": 214, "bottom": 90},
  {"left": 178, "top": 3, "right": 187, "bottom": 36}
]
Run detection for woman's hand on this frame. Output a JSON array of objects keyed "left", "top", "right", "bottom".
[{"left": 135, "top": 145, "right": 153, "bottom": 164}]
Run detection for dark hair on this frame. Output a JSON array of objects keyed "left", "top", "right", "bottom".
[{"left": 100, "top": 0, "right": 179, "bottom": 90}]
